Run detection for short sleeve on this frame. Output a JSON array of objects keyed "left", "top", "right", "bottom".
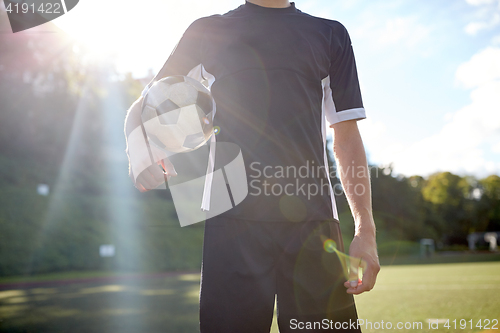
[{"left": 324, "top": 22, "right": 365, "bottom": 125}]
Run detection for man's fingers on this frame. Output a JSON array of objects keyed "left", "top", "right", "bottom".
[
  {"left": 344, "top": 255, "right": 380, "bottom": 295},
  {"left": 358, "top": 272, "right": 375, "bottom": 293},
  {"left": 149, "top": 164, "right": 166, "bottom": 183},
  {"left": 135, "top": 165, "right": 166, "bottom": 191},
  {"left": 136, "top": 173, "right": 155, "bottom": 191},
  {"left": 362, "top": 260, "right": 380, "bottom": 290},
  {"left": 347, "top": 273, "right": 375, "bottom": 294},
  {"left": 346, "top": 259, "right": 379, "bottom": 295},
  {"left": 348, "top": 257, "right": 362, "bottom": 287},
  {"left": 344, "top": 278, "right": 361, "bottom": 289},
  {"left": 346, "top": 282, "right": 369, "bottom": 295},
  {"left": 160, "top": 159, "right": 177, "bottom": 177},
  {"left": 137, "top": 182, "right": 147, "bottom": 193}
]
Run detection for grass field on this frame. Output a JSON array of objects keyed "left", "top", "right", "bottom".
[
  {"left": 351, "top": 262, "right": 500, "bottom": 333},
  {"left": 1, "top": 262, "right": 499, "bottom": 332}
]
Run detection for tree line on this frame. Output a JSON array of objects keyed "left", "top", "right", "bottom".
[{"left": 332, "top": 163, "right": 500, "bottom": 250}]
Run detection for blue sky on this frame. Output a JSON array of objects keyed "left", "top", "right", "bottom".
[{"left": 49, "top": 0, "right": 500, "bottom": 178}]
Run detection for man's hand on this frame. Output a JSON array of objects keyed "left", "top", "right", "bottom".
[
  {"left": 344, "top": 228, "right": 380, "bottom": 295},
  {"left": 133, "top": 164, "right": 165, "bottom": 192},
  {"left": 133, "top": 158, "right": 178, "bottom": 192},
  {"left": 124, "top": 96, "right": 178, "bottom": 192}
]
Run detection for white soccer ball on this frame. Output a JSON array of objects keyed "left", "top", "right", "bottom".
[{"left": 141, "top": 76, "right": 215, "bottom": 153}]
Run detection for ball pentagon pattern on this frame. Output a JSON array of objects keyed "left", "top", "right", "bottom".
[{"left": 141, "top": 76, "right": 215, "bottom": 153}]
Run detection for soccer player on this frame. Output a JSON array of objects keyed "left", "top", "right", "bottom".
[{"left": 124, "top": 1, "right": 380, "bottom": 332}]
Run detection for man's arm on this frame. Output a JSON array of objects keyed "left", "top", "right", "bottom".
[{"left": 331, "top": 119, "right": 380, "bottom": 295}]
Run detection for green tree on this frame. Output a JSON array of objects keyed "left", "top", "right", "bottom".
[
  {"left": 477, "top": 175, "right": 500, "bottom": 231},
  {"left": 369, "top": 167, "right": 428, "bottom": 241},
  {"left": 421, "top": 172, "right": 475, "bottom": 244}
]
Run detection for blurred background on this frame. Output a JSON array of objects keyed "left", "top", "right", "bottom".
[{"left": 0, "top": 0, "right": 499, "bottom": 332}]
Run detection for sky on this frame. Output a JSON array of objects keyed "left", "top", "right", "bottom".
[{"left": 49, "top": 0, "right": 500, "bottom": 178}]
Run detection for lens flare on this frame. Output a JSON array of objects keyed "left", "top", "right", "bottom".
[
  {"left": 292, "top": 224, "right": 365, "bottom": 315},
  {"left": 322, "top": 238, "right": 363, "bottom": 281},
  {"left": 323, "top": 239, "right": 337, "bottom": 253}
]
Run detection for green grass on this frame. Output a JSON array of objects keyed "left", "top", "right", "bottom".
[
  {"left": 378, "top": 252, "right": 500, "bottom": 266},
  {"left": 0, "top": 273, "right": 202, "bottom": 333},
  {"left": 1, "top": 262, "right": 499, "bottom": 332},
  {"left": 0, "top": 271, "right": 123, "bottom": 284},
  {"left": 353, "top": 262, "right": 500, "bottom": 333}
]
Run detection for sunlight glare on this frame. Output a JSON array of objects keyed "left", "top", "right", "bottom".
[{"left": 52, "top": 0, "right": 240, "bottom": 76}]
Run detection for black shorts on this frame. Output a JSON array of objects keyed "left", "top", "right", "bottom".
[{"left": 199, "top": 216, "right": 361, "bottom": 333}]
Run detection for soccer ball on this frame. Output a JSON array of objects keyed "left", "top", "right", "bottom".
[{"left": 141, "top": 76, "right": 215, "bottom": 153}]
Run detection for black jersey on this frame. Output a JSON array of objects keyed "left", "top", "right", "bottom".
[{"left": 153, "top": 1, "right": 365, "bottom": 222}]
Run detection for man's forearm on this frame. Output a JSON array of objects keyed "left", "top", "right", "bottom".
[{"left": 331, "top": 120, "right": 375, "bottom": 236}]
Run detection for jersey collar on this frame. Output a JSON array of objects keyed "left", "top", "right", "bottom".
[{"left": 243, "top": 1, "right": 297, "bottom": 14}]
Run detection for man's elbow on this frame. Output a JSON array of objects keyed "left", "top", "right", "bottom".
[{"left": 331, "top": 120, "right": 363, "bottom": 151}]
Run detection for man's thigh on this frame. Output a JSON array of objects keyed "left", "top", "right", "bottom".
[
  {"left": 199, "top": 217, "right": 361, "bottom": 333},
  {"left": 199, "top": 217, "right": 276, "bottom": 333},
  {"left": 273, "top": 220, "right": 361, "bottom": 333}
]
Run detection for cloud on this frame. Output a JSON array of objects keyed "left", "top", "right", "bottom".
[
  {"left": 465, "top": 13, "right": 500, "bottom": 35},
  {"left": 353, "top": 15, "right": 432, "bottom": 52},
  {"left": 358, "top": 118, "right": 387, "bottom": 143},
  {"left": 390, "top": 47, "right": 500, "bottom": 177},
  {"left": 466, "top": 0, "right": 498, "bottom": 5},
  {"left": 357, "top": 118, "right": 388, "bottom": 164},
  {"left": 378, "top": 17, "right": 431, "bottom": 47},
  {"left": 464, "top": 0, "right": 500, "bottom": 35},
  {"left": 493, "top": 142, "right": 500, "bottom": 153},
  {"left": 455, "top": 47, "right": 500, "bottom": 88}
]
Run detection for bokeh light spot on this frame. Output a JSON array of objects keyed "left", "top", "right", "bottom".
[{"left": 323, "top": 239, "right": 337, "bottom": 253}]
